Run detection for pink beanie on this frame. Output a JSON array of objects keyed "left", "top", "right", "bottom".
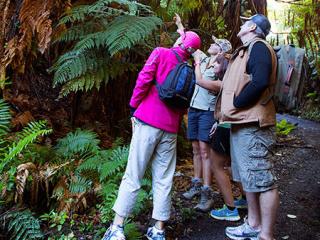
[{"left": 178, "top": 30, "right": 201, "bottom": 51}]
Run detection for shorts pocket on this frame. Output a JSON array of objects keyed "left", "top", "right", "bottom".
[
  {"left": 248, "top": 160, "right": 275, "bottom": 188},
  {"left": 248, "top": 134, "right": 271, "bottom": 159}
]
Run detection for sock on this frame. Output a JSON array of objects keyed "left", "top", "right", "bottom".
[
  {"left": 154, "top": 221, "right": 164, "bottom": 231},
  {"left": 153, "top": 225, "right": 164, "bottom": 233},
  {"left": 239, "top": 194, "right": 246, "bottom": 200},
  {"left": 226, "top": 205, "right": 236, "bottom": 211},
  {"left": 202, "top": 185, "right": 212, "bottom": 191},
  {"left": 192, "top": 177, "right": 202, "bottom": 183}
]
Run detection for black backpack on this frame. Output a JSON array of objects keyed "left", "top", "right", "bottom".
[{"left": 156, "top": 50, "right": 196, "bottom": 108}]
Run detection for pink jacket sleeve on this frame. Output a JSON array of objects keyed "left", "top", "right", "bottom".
[{"left": 129, "top": 48, "right": 160, "bottom": 108}]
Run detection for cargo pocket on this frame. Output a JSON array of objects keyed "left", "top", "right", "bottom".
[
  {"left": 250, "top": 165, "right": 275, "bottom": 188},
  {"left": 247, "top": 136, "right": 275, "bottom": 189}
]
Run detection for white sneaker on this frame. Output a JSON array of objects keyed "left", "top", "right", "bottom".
[
  {"left": 225, "top": 217, "right": 260, "bottom": 240},
  {"left": 101, "top": 224, "right": 126, "bottom": 240},
  {"left": 146, "top": 226, "right": 165, "bottom": 240}
]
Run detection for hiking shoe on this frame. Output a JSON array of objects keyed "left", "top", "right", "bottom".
[
  {"left": 146, "top": 226, "right": 165, "bottom": 240},
  {"left": 210, "top": 204, "right": 240, "bottom": 221},
  {"left": 101, "top": 224, "right": 126, "bottom": 240},
  {"left": 182, "top": 178, "right": 202, "bottom": 200},
  {"left": 225, "top": 218, "right": 260, "bottom": 240},
  {"left": 194, "top": 186, "right": 214, "bottom": 212},
  {"left": 234, "top": 196, "right": 248, "bottom": 209}
]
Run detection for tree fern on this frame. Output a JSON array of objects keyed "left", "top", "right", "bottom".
[
  {"left": 0, "top": 121, "right": 52, "bottom": 172},
  {"left": 58, "top": 0, "right": 153, "bottom": 25},
  {"left": 51, "top": 0, "right": 162, "bottom": 96},
  {"left": 0, "top": 209, "right": 43, "bottom": 240}
]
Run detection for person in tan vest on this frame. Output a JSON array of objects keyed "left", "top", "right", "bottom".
[{"left": 215, "top": 14, "right": 279, "bottom": 240}]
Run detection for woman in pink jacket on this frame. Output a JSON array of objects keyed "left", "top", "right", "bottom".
[{"left": 102, "top": 24, "right": 201, "bottom": 240}]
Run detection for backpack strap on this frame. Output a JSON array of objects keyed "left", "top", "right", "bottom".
[
  {"left": 153, "top": 50, "right": 183, "bottom": 86},
  {"left": 171, "top": 50, "right": 182, "bottom": 63}
]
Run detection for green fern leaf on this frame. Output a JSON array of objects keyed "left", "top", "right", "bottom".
[
  {"left": 99, "top": 146, "right": 129, "bottom": 181},
  {"left": 105, "top": 15, "right": 162, "bottom": 56},
  {"left": 55, "top": 128, "right": 100, "bottom": 158},
  {"left": 124, "top": 221, "right": 143, "bottom": 240},
  {"left": 0, "top": 121, "right": 52, "bottom": 172},
  {"left": 0, "top": 99, "right": 11, "bottom": 136},
  {"left": 69, "top": 175, "right": 92, "bottom": 194},
  {"left": 51, "top": 0, "right": 162, "bottom": 96},
  {"left": 1, "top": 209, "right": 43, "bottom": 240}
]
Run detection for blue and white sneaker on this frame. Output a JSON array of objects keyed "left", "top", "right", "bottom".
[
  {"left": 210, "top": 204, "right": 240, "bottom": 221},
  {"left": 146, "top": 226, "right": 165, "bottom": 240},
  {"left": 101, "top": 224, "right": 126, "bottom": 240},
  {"left": 234, "top": 196, "right": 248, "bottom": 209},
  {"left": 225, "top": 217, "right": 260, "bottom": 240}
]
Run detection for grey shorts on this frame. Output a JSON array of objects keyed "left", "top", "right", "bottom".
[{"left": 230, "top": 124, "right": 277, "bottom": 193}]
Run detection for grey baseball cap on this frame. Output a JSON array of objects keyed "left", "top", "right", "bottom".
[{"left": 240, "top": 14, "right": 271, "bottom": 37}]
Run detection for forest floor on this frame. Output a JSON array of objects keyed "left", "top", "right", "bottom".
[{"left": 159, "top": 114, "right": 320, "bottom": 240}]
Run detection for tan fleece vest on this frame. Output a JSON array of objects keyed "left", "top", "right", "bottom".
[{"left": 215, "top": 38, "right": 277, "bottom": 127}]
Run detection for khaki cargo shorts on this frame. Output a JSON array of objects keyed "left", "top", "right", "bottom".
[{"left": 230, "top": 124, "right": 277, "bottom": 193}]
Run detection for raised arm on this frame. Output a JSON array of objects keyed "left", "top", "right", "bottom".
[{"left": 174, "top": 13, "right": 185, "bottom": 35}]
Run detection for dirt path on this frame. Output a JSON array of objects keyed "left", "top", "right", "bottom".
[{"left": 176, "top": 114, "right": 320, "bottom": 240}]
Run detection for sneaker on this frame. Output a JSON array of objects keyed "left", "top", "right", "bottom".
[
  {"left": 210, "top": 204, "right": 240, "bottom": 221},
  {"left": 182, "top": 178, "right": 202, "bottom": 200},
  {"left": 146, "top": 226, "right": 165, "bottom": 240},
  {"left": 234, "top": 196, "right": 248, "bottom": 209},
  {"left": 101, "top": 224, "right": 126, "bottom": 240},
  {"left": 225, "top": 218, "right": 260, "bottom": 240},
  {"left": 194, "top": 186, "right": 214, "bottom": 212}
]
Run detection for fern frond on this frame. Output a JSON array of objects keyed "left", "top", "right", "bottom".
[
  {"left": 124, "top": 221, "right": 143, "bottom": 240},
  {"left": 69, "top": 175, "right": 92, "bottom": 194},
  {"left": 0, "top": 99, "right": 11, "bottom": 136},
  {"left": 0, "top": 121, "right": 52, "bottom": 172},
  {"left": 76, "top": 154, "right": 102, "bottom": 173},
  {"left": 51, "top": 47, "right": 140, "bottom": 96},
  {"left": 58, "top": 4, "right": 123, "bottom": 25},
  {"left": 56, "top": 21, "right": 105, "bottom": 42},
  {"left": 0, "top": 209, "right": 43, "bottom": 240},
  {"left": 105, "top": 15, "right": 162, "bottom": 56},
  {"left": 52, "top": 0, "right": 162, "bottom": 96},
  {"left": 58, "top": 0, "right": 153, "bottom": 25},
  {"left": 99, "top": 146, "right": 129, "bottom": 182},
  {"left": 98, "top": 181, "right": 119, "bottom": 222},
  {"left": 73, "top": 15, "right": 162, "bottom": 56},
  {"left": 132, "top": 189, "right": 150, "bottom": 216},
  {"left": 51, "top": 49, "right": 108, "bottom": 87},
  {"left": 58, "top": 64, "right": 108, "bottom": 96},
  {"left": 55, "top": 129, "right": 100, "bottom": 158}
]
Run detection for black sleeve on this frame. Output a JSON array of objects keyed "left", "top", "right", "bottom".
[{"left": 233, "top": 42, "right": 272, "bottom": 108}]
